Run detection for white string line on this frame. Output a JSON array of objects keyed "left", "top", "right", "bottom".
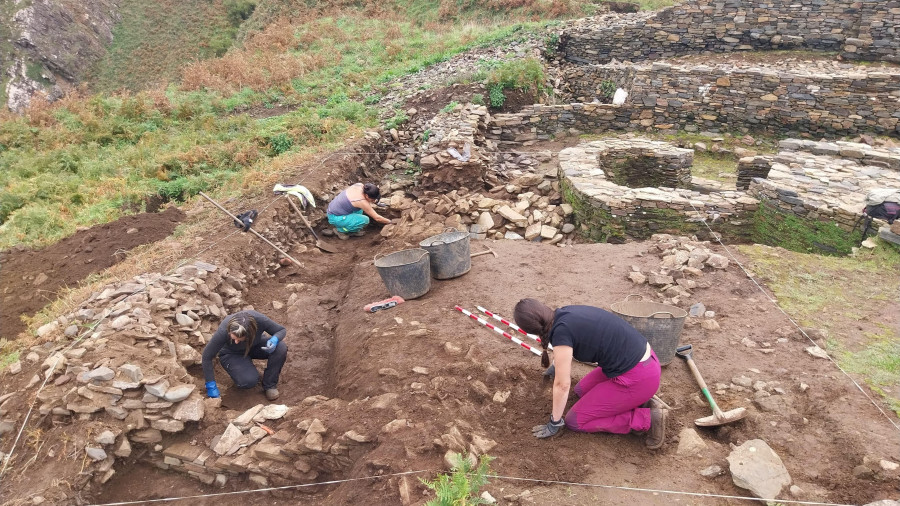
[
  {"left": 686, "top": 201, "right": 900, "bottom": 433},
  {"left": 488, "top": 474, "right": 856, "bottom": 506},
  {"left": 81, "top": 466, "right": 860, "bottom": 506},
  {"left": 0, "top": 226, "right": 244, "bottom": 480},
  {"left": 87, "top": 469, "right": 432, "bottom": 506}
]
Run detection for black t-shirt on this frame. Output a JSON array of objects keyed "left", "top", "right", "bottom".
[{"left": 549, "top": 305, "right": 647, "bottom": 378}]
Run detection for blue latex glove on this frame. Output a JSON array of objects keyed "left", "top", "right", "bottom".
[
  {"left": 205, "top": 381, "right": 220, "bottom": 398},
  {"left": 531, "top": 415, "right": 565, "bottom": 439},
  {"left": 261, "top": 335, "right": 279, "bottom": 354}
]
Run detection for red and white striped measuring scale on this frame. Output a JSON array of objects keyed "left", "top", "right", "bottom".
[
  {"left": 454, "top": 305, "right": 542, "bottom": 356},
  {"left": 476, "top": 305, "right": 553, "bottom": 350}
]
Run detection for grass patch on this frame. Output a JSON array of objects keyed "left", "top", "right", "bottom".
[
  {"left": 691, "top": 152, "right": 738, "bottom": 182},
  {"left": 741, "top": 242, "right": 900, "bottom": 413},
  {"left": 0, "top": 4, "right": 595, "bottom": 250},
  {"left": 87, "top": 0, "right": 236, "bottom": 93},
  {"left": 485, "top": 57, "right": 548, "bottom": 109},
  {"left": 0, "top": 347, "right": 19, "bottom": 372}
]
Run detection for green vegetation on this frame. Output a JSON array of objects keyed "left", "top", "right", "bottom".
[
  {"left": 599, "top": 79, "right": 616, "bottom": 100},
  {"left": 543, "top": 32, "right": 560, "bottom": 56},
  {"left": 630, "top": 0, "right": 679, "bottom": 9},
  {"left": 0, "top": 2, "right": 593, "bottom": 250},
  {"left": 87, "top": 0, "right": 237, "bottom": 93},
  {"left": 441, "top": 101, "right": 460, "bottom": 113},
  {"left": 0, "top": 346, "right": 18, "bottom": 372},
  {"left": 751, "top": 204, "right": 861, "bottom": 256},
  {"left": 485, "top": 57, "right": 548, "bottom": 109},
  {"left": 741, "top": 242, "right": 900, "bottom": 414},
  {"left": 0, "top": 0, "right": 681, "bottom": 250},
  {"left": 691, "top": 152, "right": 738, "bottom": 183},
  {"left": 421, "top": 453, "right": 494, "bottom": 506}
]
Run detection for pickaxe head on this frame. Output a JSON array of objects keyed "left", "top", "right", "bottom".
[{"left": 471, "top": 247, "right": 497, "bottom": 259}]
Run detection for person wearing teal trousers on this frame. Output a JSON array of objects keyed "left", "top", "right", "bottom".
[{"left": 326, "top": 183, "right": 391, "bottom": 239}]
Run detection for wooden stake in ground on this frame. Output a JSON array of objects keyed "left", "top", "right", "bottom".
[{"left": 198, "top": 192, "right": 304, "bottom": 269}]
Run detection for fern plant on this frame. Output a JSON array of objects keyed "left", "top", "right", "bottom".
[
  {"left": 420, "top": 453, "right": 494, "bottom": 506},
  {"left": 599, "top": 79, "right": 617, "bottom": 101}
]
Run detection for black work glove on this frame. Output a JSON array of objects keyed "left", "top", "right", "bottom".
[
  {"left": 543, "top": 363, "right": 555, "bottom": 379},
  {"left": 532, "top": 415, "right": 565, "bottom": 439}
]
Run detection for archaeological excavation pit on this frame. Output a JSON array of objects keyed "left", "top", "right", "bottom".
[{"left": 3, "top": 0, "right": 900, "bottom": 503}]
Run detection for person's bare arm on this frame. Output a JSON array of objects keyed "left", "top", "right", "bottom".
[
  {"left": 550, "top": 346, "right": 573, "bottom": 421},
  {"left": 356, "top": 199, "right": 391, "bottom": 224}
]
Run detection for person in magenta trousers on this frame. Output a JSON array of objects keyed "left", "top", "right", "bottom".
[{"left": 513, "top": 298, "right": 667, "bottom": 448}]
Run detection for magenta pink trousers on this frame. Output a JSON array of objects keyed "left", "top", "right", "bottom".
[{"left": 564, "top": 351, "right": 661, "bottom": 434}]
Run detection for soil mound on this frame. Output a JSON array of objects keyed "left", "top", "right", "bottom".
[{"left": 0, "top": 206, "right": 185, "bottom": 339}]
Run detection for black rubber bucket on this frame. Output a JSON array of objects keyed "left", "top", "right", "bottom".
[
  {"left": 610, "top": 294, "right": 687, "bottom": 366},
  {"left": 374, "top": 248, "right": 431, "bottom": 299},
  {"left": 419, "top": 230, "right": 471, "bottom": 280}
]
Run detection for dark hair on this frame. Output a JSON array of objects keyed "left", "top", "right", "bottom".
[
  {"left": 513, "top": 298, "right": 555, "bottom": 368},
  {"left": 228, "top": 312, "right": 258, "bottom": 356},
  {"left": 363, "top": 183, "right": 381, "bottom": 203}
]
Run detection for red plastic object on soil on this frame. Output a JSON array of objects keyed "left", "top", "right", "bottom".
[{"left": 364, "top": 296, "right": 405, "bottom": 313}]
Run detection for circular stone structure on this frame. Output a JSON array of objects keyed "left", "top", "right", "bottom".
[{"left": 559, "top": 137, "right": 759, "bottom": 243}]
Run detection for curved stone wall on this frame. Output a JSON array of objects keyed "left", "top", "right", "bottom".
[
  {"left": 559, "top": 139, "right": 759, "bottom": 243},
  {"left": 559, "top": 137, "right": 900, "bottom": 252},
  {"left": 742, "top": 139, "right": 900, "bottom": 231},
  {"left": 559, "top": 0, "right": 900, "bottom": 65}
]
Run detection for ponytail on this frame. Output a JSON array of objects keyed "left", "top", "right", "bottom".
[{"left": 513, "top": 298, "right": 555, "bottom": 368}]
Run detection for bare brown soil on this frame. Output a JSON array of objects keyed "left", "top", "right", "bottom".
[
  {"left": 403, "top": 83, "right": 537, "bottom": 117},
  {"left": 2, "top": 65, "right": 899, "bottom": 505},
  {"left": 76, "top": 230, "right": 900, "bottom": 505},
  {"left": 0, "top": 206, "right": 185, "bottom": 340}
]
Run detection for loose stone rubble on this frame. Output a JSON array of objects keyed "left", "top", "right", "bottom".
[{"left": 628, "top": 234, "right": 729, "bottom": 308}]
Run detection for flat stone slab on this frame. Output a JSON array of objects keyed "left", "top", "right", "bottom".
[{"left": 727, "top": 439, "right": 792, "bottom": 500}]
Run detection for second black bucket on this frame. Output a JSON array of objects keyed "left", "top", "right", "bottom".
[
  {"left": 419, "top": 230, "right": 471, "bottom": 280},
  {"left": 374, "top": 248, "right": 431, "bottom": 299},
  {"left": 610, "top": 294, "right": 687, "bottom": 366}
]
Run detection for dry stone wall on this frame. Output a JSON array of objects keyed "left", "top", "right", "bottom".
[
  {"left": 489, "top": 62, "right": 900, "bottom": 141},
  {"left": 849, "top": 1, "right": 900, "bottom": 62},
  {"left": 742, "top": 139, "right": 900, "bottom": 230},
  {"left": 419, "top": 104, "right": 492, "bottom": 192},
  {"left": 559, "top": 137, "right": 899, "bottom": 244},
  {"left": 559, "top": 139, "right": 759, "bottom": 243},
  {"left": 559, "top": 0, "right": 900, "bottom": 65}
]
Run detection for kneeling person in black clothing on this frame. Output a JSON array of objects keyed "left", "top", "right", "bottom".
[{"left": 202, "top": 311, "right": 288, "bottom": 401}]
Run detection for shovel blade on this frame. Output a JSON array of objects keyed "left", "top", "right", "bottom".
[
  {"left": 316, "top": 240, "right": 338, "bottom": 253},
  {"left": 694, "top": 407, "right": 747, "bottom": 427}
]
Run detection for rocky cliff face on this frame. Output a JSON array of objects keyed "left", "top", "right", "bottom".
[{"left": 3, "top": 0, "right": 120, "bottom": 112}]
